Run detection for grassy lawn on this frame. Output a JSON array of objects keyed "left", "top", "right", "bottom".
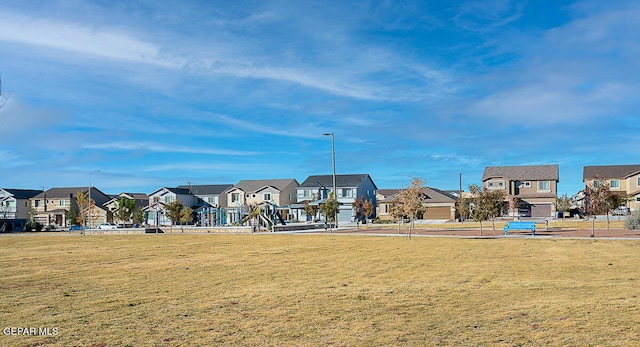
[{"left": 1, "top": 234, "right": 639, "bottom": 346}]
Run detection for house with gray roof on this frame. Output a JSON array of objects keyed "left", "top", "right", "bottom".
[
  {"left": 376, "top": 187, "right": 457, "bottom": 221},
  {"left": 145, "top": 187, "right": 199, "bottom": 226},
  {"left": 30, "top": 187, "right": 111, "bottom": 228},
  {"left": 223, "top": 179, "right": 299, "bottom": 225},
  {"left": 177, "top": 184, "right": 234, "bottom": 208},
  {"left": 583, "top": 164, "right": 640, "bottom": 212},
  {"left": 0, "top": 188, "right": 43, "bottom": 231},
  {"left": 482, "top": 164, "right": 559, "bottom": 218},
  {"left": 297, "top": 174, "right": 378, "bottom": 224},
  {"left": 104, "top": 193, "right": 149, "bottom": 226}
]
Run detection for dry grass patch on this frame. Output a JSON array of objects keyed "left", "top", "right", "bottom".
[{"left": 1, "top": 234, "right": 639, "bottom": 346}]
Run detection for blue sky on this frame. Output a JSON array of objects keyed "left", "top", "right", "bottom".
[{"left": 1, "top": 0, "right": 639, "bottom": 196}]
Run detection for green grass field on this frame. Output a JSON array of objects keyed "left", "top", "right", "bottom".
[{"left": 1, "top": 234, "right": 639, "bottom": 346}]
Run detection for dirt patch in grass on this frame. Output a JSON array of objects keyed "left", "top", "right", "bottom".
[{"left": 1, "top": 234, "right": 639, "bottom": 346}]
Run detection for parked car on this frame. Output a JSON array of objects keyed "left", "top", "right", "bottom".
[
  {"left": 96, "top": 222, "right": 119, "bottom": 230},
  {"left": 69, "top": 225, "right": 85, "bottom": 231}
]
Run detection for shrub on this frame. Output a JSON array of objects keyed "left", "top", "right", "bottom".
[{"left": 624, "top": 210, "right": 640, "bottom": 230}]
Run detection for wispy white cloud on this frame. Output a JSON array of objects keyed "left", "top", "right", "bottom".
[
  {"left": 0, "top": 12, "right": 176, "bottom": 68},
  {"left": 84, "top": 142, "right": 260, "bottom": 156}
]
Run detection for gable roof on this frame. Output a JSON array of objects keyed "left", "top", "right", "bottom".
[
  {"left": 229, "top": 179, "right": 299, "bottom": 194},
  {"left": 583, "top": 164, "right": 640, "bottom": 181},
  {"left": 482, "top": 165, "right": 559, "bottom": 182},
  {"left": 148, "top": 187, "right": 193, "bottom": 196},
  {"left": 177, "top": 184, "right": 234, "bottom": 195},
  {"left": 299, "top": 174, "right": 377, "bottom": 189},
  {"left": 33, "top": 187, "right": 111, "bottom": 206},
  {"left": 0, "top": 188, "right": 43, "bottom": 199},
  {"left": 378, "top": 187, "right": 456, "bottom": 203}
]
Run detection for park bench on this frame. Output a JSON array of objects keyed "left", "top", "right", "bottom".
[{"left": 503, "top": 221, "right": 536, "bottom": 236}]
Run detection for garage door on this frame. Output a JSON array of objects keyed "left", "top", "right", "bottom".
[
  {"left": 531, "top": 204, "right": 552, "bottom": 218},
  {"left": 423, "top": 206, "right": 452, "bottom": 220}
]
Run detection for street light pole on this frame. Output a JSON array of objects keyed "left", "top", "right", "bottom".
[
  {"left": 89, "top": 169, "right": 100, "bottom": 229},
  {"left": 323, "top": 133, "right": 337, "bottom": 228}
]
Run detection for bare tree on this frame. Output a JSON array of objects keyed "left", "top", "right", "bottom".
[
  {"left": 402, "top": 177, "right": 427, "bottom": 239},
  {"left": 582, "top": 174, "right": 610, "bottom": 237},
  {"left": 455, "top": 196, "right": 471, "bottom": 223},
  {"left": 352, "top": 196, "right": 365, "bottom": 228}
]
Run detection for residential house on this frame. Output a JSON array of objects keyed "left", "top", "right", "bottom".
[
  {"left": 0, "top": 188, "right": 43, "bottom": 231},
  {"left": 376, "top": 187, "right": 457, "bottom": 221},
  {"left": 482, "top": 165, "right": 559, "bottom": 218},
  {"left": 104, "top": 193, "right": 149, "bottom": 226},
  {"left": 30, "top": 187, "right": 112, "bottom": 228},
  {"left": 177, "top": 184, "right": 234, "bottom": 226},
  {"left": 145, "top": 187, "right": 198, "bottom": 226},
  {"left": 583, "top": 164, "right": 640, "bottom": 212},
  {"left": 177, "top": 184, "right": 233, "bottom": 208},
  {"left": 223, "top": 179, "right": 299, "bottom": 225},
  {"left": 296, "top": 174, "right": 378, "bottom": 224}
]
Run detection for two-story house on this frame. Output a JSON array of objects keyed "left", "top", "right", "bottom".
[
  {"left": 482, "top": 165, "right": 559, "bottom": 218},
  {"left": 0, "top": 188, "right": 43, "bottom": 231},
  {"left": 223, "top": 179, "right": 299, "bottom": 225},
  {"left": 583, "top": 164, "right": 640, "bottom": 212},
  {"left": 30, "top": 187, "right": 112, "bottom": 228},
  {"left": 177, "top": 184, "right": 234, "bottom": 226},
  {"left": 145, "top": 187, "right": 198, "bottom": 226},
  {"left": 296, "top": 174, "right": 378, "bottom": 224},
  {"left": 103, "top": 193, "right": 149, "bottom": 226},
  {"left": 376, "top": 187, "right": 457, "bottom": 221}
]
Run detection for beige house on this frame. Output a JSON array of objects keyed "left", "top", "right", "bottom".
[
  {"left": 583, "top": 164, "right": 640, "bottom": 212},
  {"left": 224, "top": 179, "right": 299, "bottom": 225},
  {"left": 376, "top": 187, "right": 457, "bottom": 221},
  {"left": 482, "top": 165, "right": 559, "bottom": 218},
  {"left": 30, "top": 187, "right": 111, "bottom": 228}
]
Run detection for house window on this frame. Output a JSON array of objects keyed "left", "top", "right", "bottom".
[
  {"left": 498, "top": 182, "right": 504, "bottom": 187},
  {"left": 636, "top": 197, "right": 640, "bottom": 202},
  {"left": 59, "top": 200, "right": 65, "bottom": 207},
  {"left": 303, "top": 190, "right": 312, "bottom": 198},
  {"left": 34, "top": 200, "right": 40, "bottom": 207},
  {"left": 342, "top": 189, "right": 353, "bottom": 197},
  {"left": 264, "top": 193, "right": 271, "bottom": 201},
  {"left": 231, "top": 193, "right": 240, "bottom": 202},
  {"left": 637, "top": 177, "right": 640, "bottom": 186},
  {"left": 488, "top": 182, "right": 493, "bottom": 187},
  {"left": 538, "top": 181, "right": 550, "bottom": 191},
  {"left": 610, "top": 180, "right": 620, "bottom": 189},
  {"left": 524, "top": 181, "right": 531, "bottom": 188},
  {"left": 165, "top": 196, "right": 174, "bottom": 203}
]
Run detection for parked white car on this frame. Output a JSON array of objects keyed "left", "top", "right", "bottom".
[{"left": 96, "top": 222, "right": 119, "bottom": 230}]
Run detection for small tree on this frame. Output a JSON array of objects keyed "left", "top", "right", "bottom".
[
  {"left": 469, "top": 184, "right": 504, "bottom": 235},
  {"left": 132, "top": 207, "right": 145, "bottom": 226},
  {"left": 508, "top": 196, "right": 522, "bottom": 219},
  {"left": 582, "top": 175, "right": 610, "bottom": 237},
  {"left": 165, "top": 200, "right": 185, "bottom": 232},
  {"left": 554, "top": 194, "right": 572, "bottom": 220},
  {"left": 75, "top": 189, "right": 92, "bottom": 230},
  {"left": 403, "top": 177, "right": 427, "bottom": 239},
  {"left": 363, "top": 199, "right": 375, "bottom": 223},
  {"left": 606, "top": 192, "right": 627, "bottom": 223},
  {"left": 115, "top": 197, "right": 136, "bottom": 226},
  {"left": 455, "top": 196, "right": 471, "bottom": 223},
  {"left": 352, "top": 196, "right": 366, "bottom": 228},
  {"left": 304, "top": 201, "right": 319, "bottom": 222},
  {"left": 624, "top": 210, "right": 640, "bottom": 230},
  {"left": 389, "top": 194, "right": 405, "bottom": 234},
  {"left": 320, "top": 192, "right": 339, "bottom": 231},
  {"left": 180, "top": 207, "right": 194, "bottom": 225}
]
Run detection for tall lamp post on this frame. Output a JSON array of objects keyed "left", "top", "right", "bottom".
[
  {"left": 89, "top": 169, "right": 100, "bottom": 229},
  {"left": 323, "top": 133, "right": 337, "bottom": 228}
]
